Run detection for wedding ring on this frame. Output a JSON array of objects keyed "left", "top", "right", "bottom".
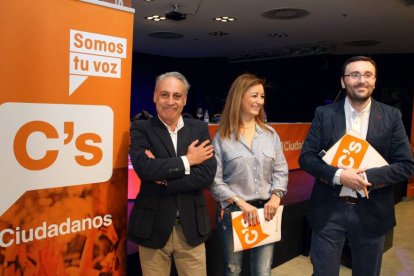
[{"left": 249, "top": 213, "right": 253, "bottom": 219}]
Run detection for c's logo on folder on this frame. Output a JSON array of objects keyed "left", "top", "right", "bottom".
[
  {"left": 331, "top": 134, "right": 369, "bottom": 169},
  {"left": 232, "top": 214, "right": 269, "bottom": 250}
]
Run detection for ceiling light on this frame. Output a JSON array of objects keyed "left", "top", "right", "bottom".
[
  {"left": 213, "top": 16, "right": 236, "bottom": 22},
  {"left": 145, "top": 15, "right": 166, "bottom": 21},
  {"left": 269, "top": 33, "right": 288, "bottom": 38},
  {"left": 208, "top": 31, "right": 229, "bottom": 37}
]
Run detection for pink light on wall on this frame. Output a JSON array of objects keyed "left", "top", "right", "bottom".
[{"left": 128, "top": 155, "right": 141, "bottom": 199}]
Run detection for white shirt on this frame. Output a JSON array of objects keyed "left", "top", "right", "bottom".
[
  {"left": 158, "top": 116, "right": 190, "bottom": 174},
  {"left": 334, "top": 97, "right": 371, "bottom": 197}
]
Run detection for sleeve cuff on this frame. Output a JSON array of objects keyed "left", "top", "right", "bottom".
[
  {"left": 181, "top": 156, "right": 190, "bottom": 175},
  {"left": 333, "top": 168, "right": 343, "bottom": 185}
]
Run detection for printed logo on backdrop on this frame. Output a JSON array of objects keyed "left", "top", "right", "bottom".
[
  {"left": 69, "top": 30, "right": 127, "bottom": 95},
  {"left": 0, "top": 103, "right": 113, "bottom": 215}
]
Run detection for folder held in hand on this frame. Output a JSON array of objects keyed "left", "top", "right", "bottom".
[{"left": 321, "top": 130, "right": 388, "bottom": 197}]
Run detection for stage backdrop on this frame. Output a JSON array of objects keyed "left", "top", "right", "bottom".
[
  {"left": 0, "top": 0, "right": 133, "bottom": 275},
  {"left": 128, "top": 123, "right": 311, "bottom": 199}
]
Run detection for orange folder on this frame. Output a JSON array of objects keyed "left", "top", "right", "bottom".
[{"left": 231, "top": 206, "right": 284, "bottom": 252}]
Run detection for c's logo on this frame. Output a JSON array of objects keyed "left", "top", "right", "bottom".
[
  {"left": 0, "top": 103, "right": 113, "bottom": 215},
  {"left": 14, "top": 121, "right": 102, "bottom": 170},
  {"left": 331, "top": 134, "right": 369, "bottom": 169},
  {"left": 232, "top": 214, "right": 269, "bottom": 250},
  {"left": 14, "top": 121, "right": 59, "bottom": 170}
]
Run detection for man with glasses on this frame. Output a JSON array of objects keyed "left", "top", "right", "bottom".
[{"left": 299, "top": 56, "right": 414, "bottom": 275}]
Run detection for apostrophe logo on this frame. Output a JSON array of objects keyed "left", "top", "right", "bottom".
[
  {"left": 0, "top": 103, "right": 113, "bottom": 215},
  {"left": 331, "top": 134, "right": 369, "bottom": 169},
  {"left": 232, "top": 214, "right": 269, "bottom": 250},
  {"left": 69, "top": 30, "right": 127, "bottom": 95},
  {"left": 13, "top": 121, "right": 103, "bottom": 170}
]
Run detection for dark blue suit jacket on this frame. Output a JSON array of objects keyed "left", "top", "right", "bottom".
[
  {"left": 299, "top": 99, "right": 414, "bottom": 237},
  {"left": 128, "top": 117, "right": 217, "bottom": 248}
]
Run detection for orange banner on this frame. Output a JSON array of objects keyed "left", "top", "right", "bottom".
[
  {"left": 0, "top": 1, "right": 133, "bottom": 275},
  {"left": 273, "top": 123, "right": 311, "bottom": 170}
]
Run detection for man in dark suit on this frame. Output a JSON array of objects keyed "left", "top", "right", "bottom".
[
  {"left": 128, "top": 72, "right": 217, "bottom": 276},
  {"left": 299, "top": 56, "right": 414, "bottom": 276}
]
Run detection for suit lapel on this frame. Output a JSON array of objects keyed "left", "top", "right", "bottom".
[
  {"left": 332, "top": 100, "right": 346, "bottom": 143},
  {"left": 151, "top": 117, "right": 177, "bottom": 157},
  {"left": 177, "top": 120, "right": 191, "bottom": 156},
  {"left": 366, "top": 99, "right": 382, "bottom": 143}
]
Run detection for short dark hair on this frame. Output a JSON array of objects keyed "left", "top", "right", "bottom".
[{"left": 341, "top": 56, "right": 377, "bottom": 76}]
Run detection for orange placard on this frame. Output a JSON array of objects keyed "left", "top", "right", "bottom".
[
  {"left": 331, "top": 134, "right": 369, "bottom": 169},
  {"left": 231, "top": 206, "right": 283, "bottom": 252},
  {"left": 322, "top": 130, "right": 388, "bottom": 171},
  {"left": 322, "top": 130, "right": 388, "bottom": 198},
  {"left": 232, "top": 213, "right": 270, "bottom": 250}
]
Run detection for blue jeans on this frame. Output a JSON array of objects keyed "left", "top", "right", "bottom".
[
  {"left": 216, "top": 204, "right": 274, "bottom": 276},
  {"left": 310, "top": 200, "right": 384, "bottom": 276}
]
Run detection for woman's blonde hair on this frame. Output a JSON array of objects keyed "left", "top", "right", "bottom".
[{"left": 218, "top": 73, "right": 269, "bottom": 140}]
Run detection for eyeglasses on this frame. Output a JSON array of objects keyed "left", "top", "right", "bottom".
[{"left": 343, "top": 72, "right": 375, "bottom": 80}]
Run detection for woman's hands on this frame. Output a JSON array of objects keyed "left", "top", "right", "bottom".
[
  {"left": 231, "top": 194, "right": 280, "bottom": 226},
  {"left": 264, "top": 195, "right": 280, "bottom": 221},
  {"left": 237, "top": 200, "right": 260, "bottom": 226}
]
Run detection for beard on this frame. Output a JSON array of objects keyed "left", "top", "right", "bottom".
[{"left": 345, "top": 85, "right": 374, "bottom": 103}]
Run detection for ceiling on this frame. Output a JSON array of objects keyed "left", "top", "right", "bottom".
[{"left": 131, "top": 0, "right": 414, "bottom": 60}]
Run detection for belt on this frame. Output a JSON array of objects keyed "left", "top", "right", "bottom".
[
  {"left": 246, "top": 199, "right": 267, "bottom": 208},
  {"left": 339, "top": 196, "right": 359, "bottom": 204}
]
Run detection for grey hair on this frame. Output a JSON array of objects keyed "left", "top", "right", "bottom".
[{"left": 155, "top": 71, "right": 190, "bottom": 93}]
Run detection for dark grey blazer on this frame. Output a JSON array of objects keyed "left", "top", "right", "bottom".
[
  {"left": 128, "top": 117, "right": 217, "bottom": 248},
  {"left": 299, "top": 98, "right": 414, "bottom": 237}
]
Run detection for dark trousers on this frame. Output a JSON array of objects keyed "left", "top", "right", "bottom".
[{"left": 310, "top": 200, "right": 384, "bottom": 276}]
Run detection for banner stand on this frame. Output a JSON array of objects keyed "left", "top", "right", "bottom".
[{"left": 0, "top": 1, "right": 134, "bottom": 275}]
